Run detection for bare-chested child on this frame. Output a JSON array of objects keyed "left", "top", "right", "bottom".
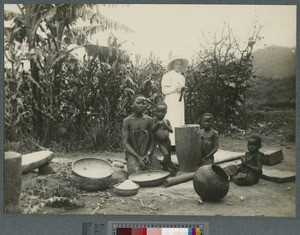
[
  {"left": 198, "top": 113, "right": 219, "bottom": 165},
  {"left": 152, "top": 102, "right": 178, "bottom": 175},
  {"left": 229, "top": 136, "right": 263, "bottom": 186},
  {"left": 122, "top": 94, "right": 161, "bottom": 175}
]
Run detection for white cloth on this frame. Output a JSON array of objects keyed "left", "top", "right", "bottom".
[{"left": 161, "top": 70, "right": 185, "bottom": 145}]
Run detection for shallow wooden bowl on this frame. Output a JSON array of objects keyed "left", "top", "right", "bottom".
[{"left": 129, "top": 170, "right": 170, "bottom": 187}]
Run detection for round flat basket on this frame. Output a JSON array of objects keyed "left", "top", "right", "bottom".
[
  {"left": 129, "top": 170, "right": 170, "bottom": 187},
  {"left": 71, "top": 157, "right": 113, "bottom": 179},
  {"left": 71, "top": 157, "right": 114, "bottom": 191}
]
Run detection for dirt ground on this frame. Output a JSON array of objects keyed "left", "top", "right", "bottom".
[{"left": 19, "top": 126, "right": 296, "bottom": 217}]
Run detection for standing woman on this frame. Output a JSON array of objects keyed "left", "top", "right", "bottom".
[{"left": 161, "top": 56, "right": 188, "bottom": 146}]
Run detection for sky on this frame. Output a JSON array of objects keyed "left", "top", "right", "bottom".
[
  {"left": 94, "top": 4, "right": 297, "bottom": 63},
  {"left": 4, "top": 4, "right": 297, "bottom": 64}
]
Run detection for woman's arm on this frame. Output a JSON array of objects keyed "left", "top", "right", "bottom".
[
  {"left": 161, "top": 73, "right": 182, "bottom": 95},
  {"left": 147, "top": 118, "right": 156, "bottom": 156},
  {"left": 121, "top": 118, "right": 142, "bottom": 161}
]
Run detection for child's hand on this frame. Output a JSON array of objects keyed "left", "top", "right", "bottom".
[
  {"left": 157, "top": 121, "right": 166, "bottom": 129},
  {"left": 142, "top": 154, "right": 151, "bottom": 166},
  {"left": 161, "top": 121, "right": 167, "bottom": 129},
  {"left": 138, "top": 157, "right": 146, "bottom": 169},
  {"left": 158, "top": 120, "right": 164, "bottom": 124}
]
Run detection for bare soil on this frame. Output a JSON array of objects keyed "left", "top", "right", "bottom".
[{"left": 19, "top": 128, "right": 296, "bottom": 217}]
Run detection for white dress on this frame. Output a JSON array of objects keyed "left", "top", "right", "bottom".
[{"left": 161, "top": 70, "right": 186, "bottom": 145}]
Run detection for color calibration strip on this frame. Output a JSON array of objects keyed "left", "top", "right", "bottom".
[
  {"left": 115, "top": 227, "right": 202, "bottom": 235},
  {"left": 109, "top": 222, "right": 206, "bottom": 235}
]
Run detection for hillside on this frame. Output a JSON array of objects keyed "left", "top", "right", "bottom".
[{"left": 252, "top": 46, "right": 296, "bottom": 79}]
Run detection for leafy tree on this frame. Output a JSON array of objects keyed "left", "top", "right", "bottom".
[
  {"left": 185, "top": 24, "right": 262, "bottom": 130},
  {"left": 4, "top": 4, "right": 133, "bottom": 144}
]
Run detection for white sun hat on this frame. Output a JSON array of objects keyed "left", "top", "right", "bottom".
[{"left": 166, "top": 55, "right": 189, "bottom": 71}]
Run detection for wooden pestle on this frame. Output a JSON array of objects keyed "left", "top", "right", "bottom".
[{"left": 163, "top": 172, "right": 195, "bottom": 187}]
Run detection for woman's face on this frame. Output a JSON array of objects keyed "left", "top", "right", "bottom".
[{"left": 173, "top": 60, "right": 183, "bottom": 72}]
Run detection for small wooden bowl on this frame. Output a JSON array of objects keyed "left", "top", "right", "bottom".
[{"left": 114, "top": 182, "right": 140, "bottom": 196}]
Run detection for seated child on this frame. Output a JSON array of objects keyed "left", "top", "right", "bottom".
[
  {"left": 122, "top": 94, "right": 161, "bottom": 175},
  {"left": 230, "top": 135, "right": 263, "bottom": 186},
  {"left": 152, "top": 102, "right": 178, "bottom": 175},
  {"left": 198, "top": 113, "right": 219, "bottom": 165}
]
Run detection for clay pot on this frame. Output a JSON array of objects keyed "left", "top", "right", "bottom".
[
  {"left": 175, "top": 124, "right": 201, "bottom": 172},
  {"left": 193, "top": 164, "right": 230, "bottom": 201}
]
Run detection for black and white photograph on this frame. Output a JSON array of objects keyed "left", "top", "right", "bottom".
[{"left": 3, "top": 3, "right": 296, "bottom": 218}]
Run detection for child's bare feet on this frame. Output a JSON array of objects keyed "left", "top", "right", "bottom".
[{"left": 162, "top": 161, "right": 179, "bottom": 176}]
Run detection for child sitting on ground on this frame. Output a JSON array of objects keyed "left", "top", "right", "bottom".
[
  {"left": 230, "top": 135, "right": 263, "bottom": 186},
  {"left": 152, "top": 102, "right": 178, "bottom": 175},
  {"left": 198, "top": 113, "right": 219, "bottom": 166},
  {"left": 122, "top": 94, "right": 162, "bottom": 175}
]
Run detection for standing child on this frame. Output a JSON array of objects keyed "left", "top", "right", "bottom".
[
  {"left": 230, "top": 136, "right": 263, "bottom": 186},
  {"left": 152, "top": 102, "right": 178, "bottom": 175},
  {"left": 122, "top": 94, "right": 161, "bottom": 175},
  {"left": 198, "top": 113, "right": 219, "bottom": 165}
]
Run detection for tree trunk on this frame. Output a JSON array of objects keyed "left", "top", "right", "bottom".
[{"left": 4, "top": 152, "right": 22, "bottom": 213}]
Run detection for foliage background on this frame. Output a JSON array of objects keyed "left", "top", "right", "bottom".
[{"left": 4, "top": 4, "right": 296, "bottom": 152}]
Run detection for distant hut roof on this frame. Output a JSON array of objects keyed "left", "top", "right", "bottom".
[{"left": 83, "top": 44, "right": 130, "bottom": 62}]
